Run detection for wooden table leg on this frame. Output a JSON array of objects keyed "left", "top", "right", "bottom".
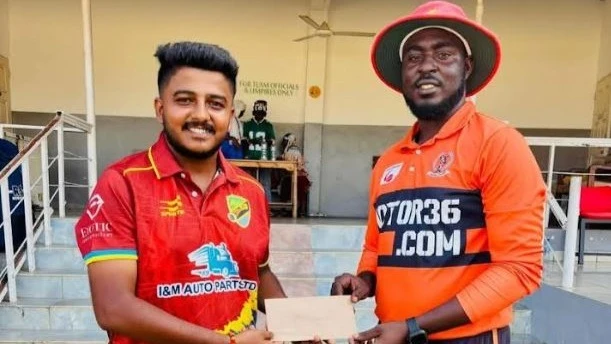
[{"left": 292, "top": 168, "right": 298, "bottom": 218}]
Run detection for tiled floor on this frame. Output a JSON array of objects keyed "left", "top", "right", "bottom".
[{"left": 543, "top": 260, "right": 611, "bottom": 305}]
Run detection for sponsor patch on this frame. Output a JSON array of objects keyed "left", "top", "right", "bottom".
[
  {"left": 156, "top": 242, "right": 258, "bottom": 299},
  {"left": 79, "top": 222, "right": 112, "bottom": 242},
  {"left": 160, "top": 195, "right": 185, "bottom": 217}
]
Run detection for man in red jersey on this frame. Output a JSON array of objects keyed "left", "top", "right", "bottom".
[
  {"left": 74, "top": 41, "right": 319, "bottom": 344},
  {"left": 331, "top": 1, "right": 546, "bottom": 344}
]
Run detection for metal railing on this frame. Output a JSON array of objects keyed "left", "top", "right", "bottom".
[
  {"left": 0, "top": 111, "right": 91, "bottom": 302},
  {"left": 526, "top": 136, "right": 611, "bottom": 289}
]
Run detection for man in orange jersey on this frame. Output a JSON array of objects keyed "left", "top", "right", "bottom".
[{"left": 331, "top": 2, "right": 546, "bottom": 344}]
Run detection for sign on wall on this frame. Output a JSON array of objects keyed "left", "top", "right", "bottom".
[{"left": 239, "top": 80, "right": 300, "bottom": 97}]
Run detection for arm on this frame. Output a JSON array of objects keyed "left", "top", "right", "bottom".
[
  {"left": 256, "top": 198, "right": 286, "bottom": 313},
  {"left": 452, "top": 127, "right": 545, "bottom": 324},
  {"left": 257, "top": 264, "right": 287, "bottom": 313},
  {"left": 89, "top": 260, "right": 229, "bottom": 344}
]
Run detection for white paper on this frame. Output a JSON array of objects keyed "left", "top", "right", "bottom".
[{"left": 264, "top": 295, "right": 358, "bottom": 342}]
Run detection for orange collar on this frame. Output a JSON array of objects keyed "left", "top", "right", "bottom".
[{"left": 399, "top": 100, "right": 476, "bottom": 151}]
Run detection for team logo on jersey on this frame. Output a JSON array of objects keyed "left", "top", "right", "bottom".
[
  {"left": 86, "top": 194, "right": 104, "bottom": 220},
  {"left": 427, "top": 152, "right": 454, "bottom": 177},
  {"left": 380, "top": 163, "right": 403, "bottom": 185},
  {"left": 160, "top": 195, "right": 185, "bottom": 217},
  {"left": 227, "top": 195, "right": 251, "bottom": 228},
  {"left": 189, "top": 243, "right": 240, "bottom": 278}
]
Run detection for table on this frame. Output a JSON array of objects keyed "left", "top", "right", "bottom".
[{"left": 229, "top": 159, "right": 299, "bottom": 218}]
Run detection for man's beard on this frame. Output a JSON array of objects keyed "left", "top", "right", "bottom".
[
  {"left": 403, "top": 79, "right": 466, "bottom": 121},
  {"left": 163, "top": 121, "right": 222, "bottom": 160}
]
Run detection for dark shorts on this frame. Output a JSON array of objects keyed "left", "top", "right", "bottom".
[{"left": 430, "top": 326, "right": 510, "bottom": 344}]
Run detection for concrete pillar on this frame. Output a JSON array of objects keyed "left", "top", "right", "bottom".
[{"left": 302, "top": 0, "right": 330, "bottom": 216}]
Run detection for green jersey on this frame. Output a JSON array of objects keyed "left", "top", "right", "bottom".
[{"left": 243, "top": 119, "right": 275, "bottom": 160}]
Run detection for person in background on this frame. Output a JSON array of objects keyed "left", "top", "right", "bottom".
[
  {"left": 243, "top": 100, "right": 275, "bottom": 201},
  {"left": 278, "top": 133, "right": 311, "bottom": 216},
  {"left": 0, "top": 137, "right": 26, "bottom": 254},
  {"left": 221, "top": 99, "right": 246, "bottom": 159}
]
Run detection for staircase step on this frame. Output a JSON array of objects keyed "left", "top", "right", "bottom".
[
  {"left": 0, "top": 298, "right": 98, "bottom": 330},
  {"left": 48, "top": 219, "right": 369, "bottom": 250},
  {"left": 0, "top": 297, "right": 376, "bottom": 332},
  {"left": 12, "top": 267, "right": 376, "bottom": 305},
  {"left": 33, "top": 245, "right": 85, "bottom": 271},
  {"left": 0, "top": 298, "right": 531, "bottom": 337},
  {"left": 269, "top": 251, "right": 361, "bottom": 279},
  {"left": 30, "top": 245, "right": 362, "bottom": 280},
  {"left": 0, "top": 329, "right": 106, "bottom": 343},
  {"left": 16, "top": 269, "right": 90, "bottom": 299},
  {"left": 49, "top": 218, "right": 78, "bottom": 246},
  {"left": 310, "top": 225, "right": 366, "bottom": 250}
]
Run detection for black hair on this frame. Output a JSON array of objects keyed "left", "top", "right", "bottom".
[{"left": 154, "top": 41, "right": 239, "bottom": 94}]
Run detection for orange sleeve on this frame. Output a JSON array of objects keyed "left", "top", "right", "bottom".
[
  {"left": 357, "top": 169, "right": 381, "bottom": 275},
  {"left": 456, "top": 127, "right": 545, "bottom": 322}
]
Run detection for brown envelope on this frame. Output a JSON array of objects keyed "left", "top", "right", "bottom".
[{"left": 264, "top": 295, "right": 358, "bottom": 342}]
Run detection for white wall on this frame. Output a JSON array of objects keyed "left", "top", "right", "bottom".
[
  {"left": 7, "top": 0, "right": 605, "bottom": 129},
  {"left": 0, "top": 0, "right": 9, "bottom": 57},
  {"left": 10, "top": 0, "right": 309, "bottom": 123},
  {"left": 9, "top": 0, "right": 86, "bottom": 115},
  {"left": 323, "top": 0, "right": 602, "bottom": 129},
  {"left": 476, "top": 0, "right": 602, "bottom": 129},
  {"left": 598, "top": 0, "right": 611, "bottom": 80},
  {"left": 324, "top": 0, "right": 422, "bottom": 127}
]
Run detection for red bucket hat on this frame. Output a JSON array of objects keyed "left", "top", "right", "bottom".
[{"left": 371, "top": 0, "right": 501, "bottom": 96}]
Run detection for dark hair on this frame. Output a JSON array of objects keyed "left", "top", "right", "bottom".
[{"left": 154, "top": 41, "right": 239, "bottom": 94}]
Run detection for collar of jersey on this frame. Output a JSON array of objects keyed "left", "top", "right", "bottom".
[
  {"left": 399, "top": 100, "right": 475, "bottom": 151},
  {"left": 147, "top": 132, "right": 240, "bottom": 184},
  {"left": 251, "top": 118, "right": 268, "bottom": 125}
]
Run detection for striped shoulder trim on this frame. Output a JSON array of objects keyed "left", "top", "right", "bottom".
[
  {"left": 121, "top": 146, "right": 159, "bottom": 177},
  {"left": 237, "top": 175, "right": 264, "bottom": 193},
  {"left": 123, "top": 166, "right": 154, "bottom": 176},
  {"left": 83, "top": 249, "right": 138, "bottom": 265},
  {"left": 147, "top": 146, "right": 161, "bottom": 179}
]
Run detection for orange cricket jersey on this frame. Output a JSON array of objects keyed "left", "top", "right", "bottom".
[{"left": 357, "top": 101, "right": 546, "bottom": 340}]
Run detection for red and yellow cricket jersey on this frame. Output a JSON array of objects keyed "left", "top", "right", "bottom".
[
  {"left": 75, "top": 133, "right": 270, "bottom": 344},
  {"left": 358, "top": 101, "right": 545, "bottom": 340}
]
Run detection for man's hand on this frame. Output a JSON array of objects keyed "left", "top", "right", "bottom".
[
  {"left": 234, "top": 329, "right": 273, "bottom": 344},
  {"left": 350, "top": 321, "right": 408, "bottom": 344},
  {"left": 330, "top": 273, "right": 372, "bottom": 303}
]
